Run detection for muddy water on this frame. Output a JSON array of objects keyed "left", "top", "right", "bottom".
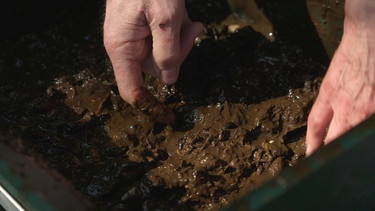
[{"left": 0, "top": 0, "right": 337, "bottom": 210}]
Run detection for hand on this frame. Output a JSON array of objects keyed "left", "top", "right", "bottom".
[
  {"left": 306, "top": 0, "right": 375, "bottom": 156},
  {"left": 103, "top": 0, "right": 203, "bottom": 105}
]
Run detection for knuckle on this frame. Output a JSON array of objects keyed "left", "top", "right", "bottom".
[
  {"left": 307, "top": 112, "right": 320, "bottom": 128},
  {"left": 103, "top": 30, "right": 126, "bottom": 53},
  {"left": 103, "top": 37, "right": 116, "bottom": 52},
  {"left": 103, "top": 35, "right": 119, "bottom": 52},
  {"left": 155, "top": 52, "right": 180, "bottom": 69}
]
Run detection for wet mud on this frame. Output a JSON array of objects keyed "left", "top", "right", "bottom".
[{"left": 0, "top": 0, "right": 339, "bottom": 210}]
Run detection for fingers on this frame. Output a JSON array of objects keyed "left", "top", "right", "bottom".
[
  {"left": 324, "top": 115, "right": 352, "bottom": 145},
  {"left": 150, "top": 13, "right": 203, "bottom": 84},
  {"left": 104, "top": 0, "right": 203, "bottom": 105},
  {"left": 103, "top": 1, "right": 151, "bottom": 105},
  {"left": 305, "top": 92, "right": 334, "bottom": 156},
  {"left": 162, "top": 21, "right": 203, "bottom": 84},
  {"left": 107, "top": 44, "right": 145, "bottom": 105}
]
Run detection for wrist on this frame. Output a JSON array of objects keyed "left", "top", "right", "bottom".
[
  {"left": 345, "top": 0, "right": 375, "bottom": 25},
  {"left": 343, "top": 0, "right": 375, "bottom": 49}
]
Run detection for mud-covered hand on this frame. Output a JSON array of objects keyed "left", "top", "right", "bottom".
[
  {"left": 306, "top": 0, "right": 375, "bottom": 156},
  {"left": 103, "top": 0, "right": 203, "bottom": 105}
]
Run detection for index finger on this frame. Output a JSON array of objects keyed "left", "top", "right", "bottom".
[{"left": 106, "top": 42, "right": 145, "bottom": 105}]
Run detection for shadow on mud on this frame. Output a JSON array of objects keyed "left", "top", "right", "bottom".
[{"left": 0, "top": 0, "right": 332, "bottom": 210}]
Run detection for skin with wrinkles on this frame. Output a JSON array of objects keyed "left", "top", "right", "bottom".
[
  {"left": 306, "top": 0, "right": 375, "bottom": 155},
  {"left": 103, "top": 0, "right": 375, "bottom": 155},
  {"left": 103, "top": 0, "right": 202, "bottom": 123}
]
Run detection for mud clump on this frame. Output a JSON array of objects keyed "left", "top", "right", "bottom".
[
  {"left": 147, "top": 87, "right": 318, "bottom": 210},
  {"left": 0, "top": 0, "right": 330, "bottom": 210}
]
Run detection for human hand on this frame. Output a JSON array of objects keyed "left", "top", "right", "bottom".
[
  {"left": 103, "top": 0, "right": 203, "bottom": 122},
  {"left": 306, "top": 0, "right": 375, "bottom": 156}
]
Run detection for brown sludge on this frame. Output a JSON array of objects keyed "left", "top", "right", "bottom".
[
  {"left": 0, "top": 0, "right": 336, "bottom": 210},
  {"left": 134, "top": 87, "right": 176, "bottom": 125}
]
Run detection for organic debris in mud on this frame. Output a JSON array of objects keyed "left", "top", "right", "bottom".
[{"left": 0, "top": 0, "right": 330, "bottom": 210}]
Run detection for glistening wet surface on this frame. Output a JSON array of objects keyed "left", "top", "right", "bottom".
[{"left": 0, "top": 0, "right": 337, "bottom": 210}]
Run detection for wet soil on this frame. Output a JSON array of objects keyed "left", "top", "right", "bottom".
[{"left": 0, "top": 0, "right": 335, "bottom": 210}]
